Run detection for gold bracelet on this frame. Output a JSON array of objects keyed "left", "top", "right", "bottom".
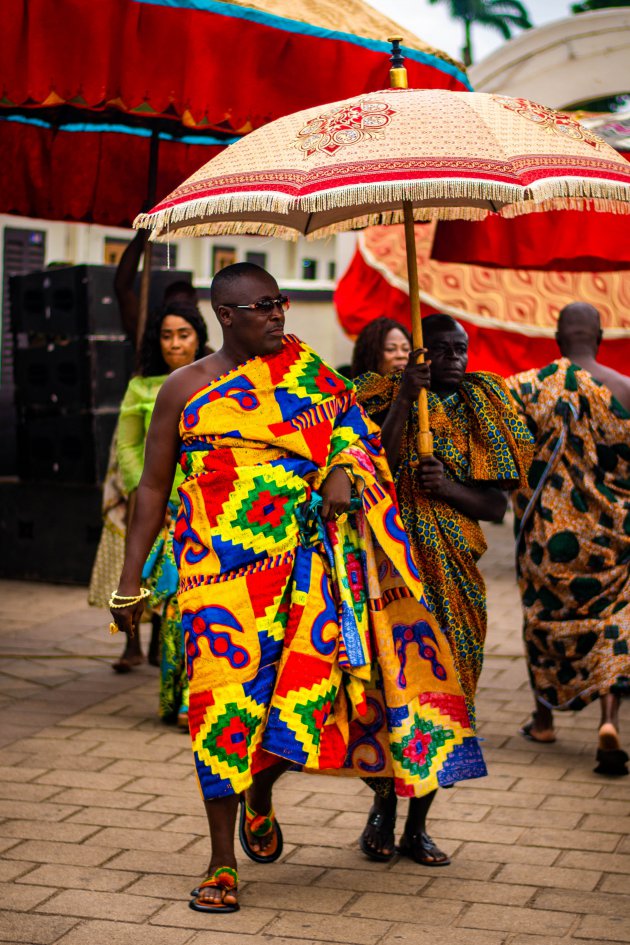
[{"left": 108, "top": 587, "right": 150, "bottom": 609}]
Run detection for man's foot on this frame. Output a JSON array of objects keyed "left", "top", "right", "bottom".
[
  {"left": 398, "top": 830, "right": 450, "bottom": 866},
  {"left": 238, "top": 797, "right": 283, "bottom": 863},
  {"left": 112, "top": 640, "right": 143, "bottom": 674},
  {"left": 189, "top": 866, "right": 239, "bottom": 913},
  {"left": 360, "top": 795, "right": 397, "bottom": 862},
  {"left": 595, "top": 723, "right": 629, "bottom": 777},
  {"left": 519, "top": 718, "right": 556, "bottom": 743}
]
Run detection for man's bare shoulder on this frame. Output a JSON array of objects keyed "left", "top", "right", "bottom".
[
  {"left": 154, "top": 353, "right": 228, "bottom": 413},
  {"left": 591, "top": 362, "right": 630, "bottom": 413}
]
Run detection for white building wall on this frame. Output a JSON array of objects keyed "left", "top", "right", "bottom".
[{"left": 2, "top": 214, "right": 354, "bottom": 369}]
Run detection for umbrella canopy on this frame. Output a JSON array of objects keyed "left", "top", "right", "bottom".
[
  {"left": 335, "top": 223, "right": 630, "bottom": 375},
  {"left": 138, "top": 89, "right": 630, "bottom": 240},
  {"left": 0, "top": 0, "right": 468, "bottom": 227},
  {"left": 431, "top": 208, "right": 630, "bottom": 271}
]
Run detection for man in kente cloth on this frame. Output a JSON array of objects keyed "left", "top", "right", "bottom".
[
  {"left": 355, "top": 314, "right": 533, "bottom": 865},
  {"left": 508, "top": 302, "right": 630, "bottom": 776},
  {"left": 110, "top": 265, "right": 485, "bottom": 914}
]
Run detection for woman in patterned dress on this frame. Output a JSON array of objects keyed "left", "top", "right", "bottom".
[{"left": 114, "top": 301, "right": 209, "bottom": 726}]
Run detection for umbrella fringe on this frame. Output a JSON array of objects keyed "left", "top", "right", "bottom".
[{"left": 135, "top": 177, "right": 630, "bottom": 241}]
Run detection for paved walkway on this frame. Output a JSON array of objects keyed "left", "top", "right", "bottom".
[{"left": 0, "top": 515, "right": 628, "bottom": 945}]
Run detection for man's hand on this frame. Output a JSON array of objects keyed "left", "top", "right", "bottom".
[
  {"left": 417, "top": 455, "right": 445, "bottom": 494},
  {"left": 398, "top": 348, "right": 431, "bottom": 402},
  {"left": 321, "top": 467, "right": 352, "bottom": 521},
  {"left": 109, "top": 597, "right": 145, "bottom": 640}
]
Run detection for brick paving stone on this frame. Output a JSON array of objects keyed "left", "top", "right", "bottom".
[
  {"left": 0, "top": 799, "right": 80, "bottom": 821},
  {"left": 534, "top": 888, "right": 630, "bottom": 916},
  {"left": 600, "top": 784, "right": 630, "bottom": 802},
  {"left": 616, "top": 834, "right": 630, "bottom": 854},
  {"left": 0, "top": 860, "right": 36, "bottom": 883},
  {"left": 0, "top": 781, "right": 63, "bottom": 801},
  {"left": 522, "top": 827, "right": 619, "bottom": 852},
  {"left": 452, "top": 787, "right": 546, "bottom": 809},
  {"left": 495, "top": 863, "right": 602, "bottom": 891},
  {"left": 455, "top": 841, "right": 560, "bottom": 866},
  {"left": 83, "top": 826, "right": 198, "bottom": 853},
  {"left": 0, "top": 881, "right": 57, "bottom": 911},
  {"left": 53, "top": 919, "right": 194, "bottom": 945},
  {"left": 34, "top": 769, "right": 134, "bottom": 791},
  {"left": 601, "top": 874, "right": 630, "bottom": 894},
  {"left": 381, "top": 926, "right": 507, "bottom": 945},
  {"left": 574, "top": 914, "right": 630, "bottom": 942},
  {"left": 121, "top": 776, "right": 199, "bottom": 797},
  {"left": 4, "top": 840, "right": 121, "bottom": 867},
  {"left": 265, "top": 912, "right": 390, "bottom": 944},
  {"left": 17, "top": 864, "right": 141, "bottom": 892},
  {"left": 151, "top": 902, "right": 277, "bottom": 934},
  {"left": 18, "top": 753, "right": 114, "bottom": 772},
  {"left": 485, "top": 807, "right": 582, "bottom": 829},
  {"left": 35, "top": 889, "right": 163, "bottom": 922},
  {"left": 0, "top": 909, "right": 78, "bottom": 944},
  {"left": 0, "top": 820, "right": 101, "bottom": 843},
  {"left": 347, "top": 891, "right": 464, "bottom": 925},
  {"left": 540, "top": 795, "right": 630, "bottom": 817},
  {"left": 104, "top": 849, "right": 206, "bottom": 878},
  {"left": 103, "top": 759, "right": 194, "bottom": 781},
  {"left": 509, "top": 778, "right": 601, "bottom": 797},
  {"left": 67, "top": 806, "right": 174, "bottom": 830},
  {"left": 391, "top": 857, "right": 499, "bottom": 882},
  {"left": 49, "top": 787, "right": 155, "bottom": 809},
  {"left": 559, "top": 850, "right": 630, "bottom": 874},
  {"left": 582, "top": 814, "right": 630, "bottom": 834},
  {"left": 424, "top": 877, "right": 533, "bottom": 907},
  {"left": 314, "top": 867, "right": 428, "bottom": 895},
  {"left": 0, "top": 764, "right": 48, "bottom": 781},
  {"left": 459, "top": 903, "right": 574, "bottom": 934},
  {"left": 239, "top": 880, "right": 354, "bottom": 914}
]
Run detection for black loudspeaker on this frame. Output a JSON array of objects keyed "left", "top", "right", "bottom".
[
  {"left": 0, "top": 480, "right": 102, "bottom": 584},
  {"left": 10, "top": 264, "right": 194, "bottom": 336},
  {"left": 14, "top": 336, "right": 133, "bottom": 410},
  {"left": 17, "top": 409, "right": 117, "bottom": 484}
]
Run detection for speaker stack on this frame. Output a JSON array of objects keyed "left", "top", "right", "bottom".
[{"left": 1, "top": 264, "right": 191, "bottom": 583}]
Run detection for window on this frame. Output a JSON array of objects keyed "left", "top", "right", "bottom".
[
  {"left": 212, "top": 246, "right": 237, "bottom": 275},
  {"left": 104, "top": 237, "right": 177, "bottom": 268},
  {"left": 301, "top": 258, "right": 317, "bottom": 280},
  {"left": 327, "top": 261, "right": 336, "bottom": 281},
  {"left": 245, "top": 251, "right": 267, "bottom": 269}
]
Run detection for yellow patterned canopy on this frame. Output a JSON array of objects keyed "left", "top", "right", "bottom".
[{"left": 137, "top": 88, "right": 630, "bottom": 241}]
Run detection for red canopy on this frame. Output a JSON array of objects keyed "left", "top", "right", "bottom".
[
  {"left": 431, "top": 209, "right": 630, "bottom": 271},
  {"left": 0, "top": 0, "right": 469, "bottom": 227}
]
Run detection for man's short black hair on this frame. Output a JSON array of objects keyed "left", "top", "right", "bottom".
[
  {"left": 422, "top": 313, "right": 465, "bottom": 338},
  {"left": 210, "top": 262, "right": 272, "bottom": 312}
]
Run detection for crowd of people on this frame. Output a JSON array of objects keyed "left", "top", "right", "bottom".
[{"left": 101, "top": 259, "right": 629, "bottom": 915}]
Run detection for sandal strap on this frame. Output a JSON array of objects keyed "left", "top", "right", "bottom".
[
  {"left": 198, "top": 866, "right": 238, "bottom": 891},
  {"left": 245, "top": 800, "right": 275, "bottom": 837}
]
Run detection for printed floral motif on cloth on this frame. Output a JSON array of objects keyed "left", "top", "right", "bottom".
[
  {"left": 355, "top": 370, "right": 534, "bottom": 726},
  {"left": 508, "top": 359, "right": 630, "bottom": 710},
  {"left": 175, "top": 335, "right": 486, "bottom": 799}
]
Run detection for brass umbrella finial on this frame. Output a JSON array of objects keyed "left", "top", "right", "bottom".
[{"left": 388, "top": 36, "right": 408, "bottom": 89}]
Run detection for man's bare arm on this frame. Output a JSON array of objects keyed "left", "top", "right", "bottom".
[{"left": 114, "top": 230, "right": 148, "bottom": 342}]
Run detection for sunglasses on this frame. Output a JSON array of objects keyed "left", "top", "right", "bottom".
[{"left": 225, "top": 295, "right": 290, "bottom": 314}]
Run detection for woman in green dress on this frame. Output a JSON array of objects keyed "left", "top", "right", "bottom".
[{"left": 114, "top": 301, "right": 209, "bottom": 726}]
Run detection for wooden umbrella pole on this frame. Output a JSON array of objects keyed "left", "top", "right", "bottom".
[
  {"left": 137, "top": 128, "right": 160, "bottom": 348},
  {"left": 403, "top": 200, "right": 433, "bottom": 457},
  {"left": 388, "top": 37, "right": 432, "bottom": 457}
]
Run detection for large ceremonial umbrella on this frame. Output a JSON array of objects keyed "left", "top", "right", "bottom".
[{"left": 136, "top": 65, "right": 630, "bottom": 454}]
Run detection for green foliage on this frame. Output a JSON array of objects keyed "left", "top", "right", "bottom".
[
  {"left": 571, "top": 0, "right": 630, "bottom": 12},
  {"left": 428, "top": 0, "right": 533, "bottom": 64}
]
